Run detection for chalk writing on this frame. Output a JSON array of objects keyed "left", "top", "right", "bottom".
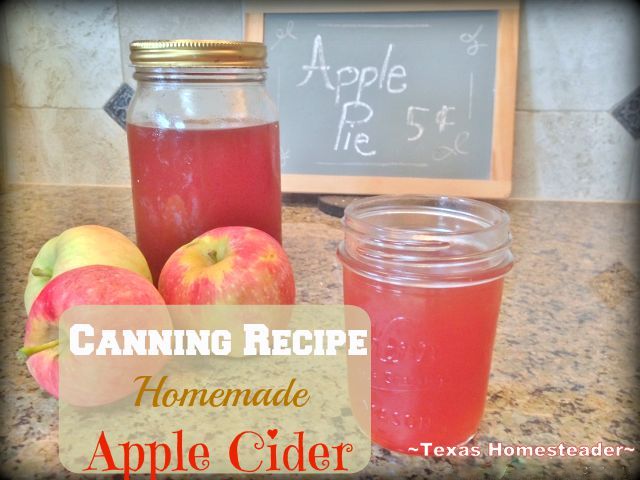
[
  {"left": 433, "top": 131, "right": 470, "bottom": 162},
  {"left": 271, "top": 20, "right": 297, "bottom": 51},
  {"left": 460, "top": 25, "right": 487, "bottom": 56},
  {"left": 298, "top": 35, "right": 407, "bottom": 155},
  {"left": 406, "top": 106, "right": 430, "bottom": 141},
  {"left": 435, "top": 106, "right": 456, "bottom": 133},
  {"left": 281, "top": 147, "right": 290, "bottom": 167},
  {"left": 317, "top": 23, "right": 430, "bottom": 29},
  {"left": 297, "top": 35, "right": 335, "bottom": 90},
  {"left": 468, "top": 73, "right": 474, "bottom": 120},
  {"left": 264, "top": 9, "right": 499, "bottom": 178}
]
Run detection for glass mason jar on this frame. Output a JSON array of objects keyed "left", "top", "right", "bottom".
[
  {"left": 127, "top": 40, "right": 281, "bottom": 281},
  {"left": 338, "top": 195, "right": 513, "bottom": 454}
]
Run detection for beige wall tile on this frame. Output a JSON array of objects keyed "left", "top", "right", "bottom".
[
  {"left": 512, "top": 111, "right": 638, "bottom": 201},
  {"left": 6, "top": 107, "right": 129, "bottom": 185},
  {"left": 1, "top": 63, "right": 16, "bottom": 109},
  {"left": 4, "top": 0, "right": 122, "bottom": 108},
  {"left": 517, "top": 0, "right": 640, "bottom": 111},
  {"left": 628, "top": 145, "right": 640, "bottom": 200},
  {"left": 5, "top": 108, "right": 50, "bottom": 183},
  {"left": 117, "top": 0, "right": 242, "bottom": 83},
  {"left": 1, "top": 10, "right": 16, "bottom": 107}
]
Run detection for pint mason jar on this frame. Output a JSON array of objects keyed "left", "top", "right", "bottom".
[
  {"left": 338, "top": 195, "right": 513, "bottom": 454},
  {"left": 127, "top": 40, "right": 281, "bottom": 281}
]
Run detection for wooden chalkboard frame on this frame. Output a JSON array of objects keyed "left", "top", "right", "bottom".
[{"left": 245, "top": 0, "right": 519, "bottom": 198}]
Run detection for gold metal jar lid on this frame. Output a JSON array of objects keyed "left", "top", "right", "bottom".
[{"left": 129, "top": 39, "right": 266, "bottom": 68}]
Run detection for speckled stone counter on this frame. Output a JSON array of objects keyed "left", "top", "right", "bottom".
[{"left": 1, "top": 185, "right": 638, "bottom": 479}]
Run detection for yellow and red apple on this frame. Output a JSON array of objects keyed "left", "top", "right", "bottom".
[
  {"left": 159, "top": 226, "right": 295, "bottom": 305},
  {"left": 19, "top": 265, "right": 166, "bottom": 403},
  {"left": 24, "top": 225, "right": 152, "bottom": 314}
]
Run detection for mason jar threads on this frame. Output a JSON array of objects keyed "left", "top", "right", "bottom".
[
  {"left": 338, "top": 195, "right": 513, "bottom": 454},
  {"left": 127, "top": 40, "right": 281, "bottom": 281}
]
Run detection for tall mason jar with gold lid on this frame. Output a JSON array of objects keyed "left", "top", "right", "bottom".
[{"left": 127, "top": 40, "right": 281, "bottom": 281}]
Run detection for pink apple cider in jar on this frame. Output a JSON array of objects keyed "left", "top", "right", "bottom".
[{"left": 338, "top": 196, "right": 513, "bottom": 454}]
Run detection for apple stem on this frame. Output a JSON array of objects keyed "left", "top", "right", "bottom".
[
  {"left": 17, "top": 339, "right": 59, "bottom": 362},
  {"left": 208, "top": 250, "right": 218, "bottom": 264},
  {"left": 31, "top": 267, "right": 52, "bottom": 278}
]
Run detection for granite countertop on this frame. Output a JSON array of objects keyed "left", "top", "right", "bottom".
[{"left": 0, "top": 185, "right": 638, "bottom": 479}]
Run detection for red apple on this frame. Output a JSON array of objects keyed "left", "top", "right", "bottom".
[
  {"left": 158, "top": 226, "right": 295, "bottom": 305},
  {"left": 19, "top": 265, "right": 167, "bottom": 403}
]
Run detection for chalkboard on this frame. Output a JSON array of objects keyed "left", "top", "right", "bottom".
[{"left": 245, "top": 2, "right": 519, "bottom": 197}]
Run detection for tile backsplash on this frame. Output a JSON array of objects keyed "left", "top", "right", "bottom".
[
  {"left": 103, "top": 83, "right": 134, "bottom": 130},
  {"left": 1, "top": 0, "right": 638, "bottom": 200},
  {"left": 612, "top": 87, "right": 640, "bottom": 140}
]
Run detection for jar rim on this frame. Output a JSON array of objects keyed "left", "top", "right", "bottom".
[
  {"left": 338, "top": 195, "right": 513, "bottom": 287},
  {"left": 344, "top": 195, "right": 510, "bottom": 238}
]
